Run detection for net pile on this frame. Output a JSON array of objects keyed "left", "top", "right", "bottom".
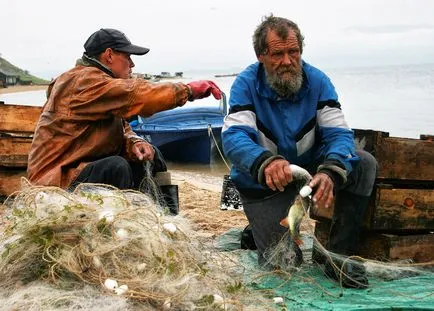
[{"left": 0, "top": 182, "right": 258, "bottom": 310}]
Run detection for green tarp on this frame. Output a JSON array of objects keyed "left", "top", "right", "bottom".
[{"left": 217, "top": 229, "right": 434, "bottom": 310}]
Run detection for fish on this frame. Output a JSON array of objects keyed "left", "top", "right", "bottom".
[
  {"left": 280, "top": 184, "right": 312, "bottom": 246},
  {"left": 280, "top": 197, "right": 307, "bottom": 246}
]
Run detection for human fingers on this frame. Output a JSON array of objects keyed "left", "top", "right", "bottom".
[
  {"left": 309, "top": 173, "right": 333, "bottom": 208},
  {"left": 209, "top": 81, "right": 222, "bottom": 100},
  {"left": 264, "top": 159, "right": 291, "bottom": 192},
  {"left": 283, "top": 163, "right": 293, "bottom": 184},
  {"left": 133, "top": 142, "right": 154, "bottom": 161}
]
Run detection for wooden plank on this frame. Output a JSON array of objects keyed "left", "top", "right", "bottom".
[
  {"left": 0, "top": 136, "right": 33, "bottom": 167},
  {"left": 376, "top": 137, "right": 434, "bottom": 182},
  {"left": 359, "top": 233, "right": 434, "bottom": 263},
  {"left": 354, "top": 129, "right": 434, "bottom": 182},
  {"left": 0, "top": 104, "right": 41, "bottom": 133},
  {"left": 314, "top": 221, "right": 434, "bottom": 263},
  {"left": 310, "top": 185, "right": 434, "bottom": 231},
  {"left": 0, "top": 169, "right": 27, "bottom": 196},
  {"left": 372, "top": 187, "right": 434, "bottom": 231}
]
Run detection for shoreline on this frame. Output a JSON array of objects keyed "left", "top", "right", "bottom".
[{"left": 0, "top": 85, "right": 48, "bottom": 95}]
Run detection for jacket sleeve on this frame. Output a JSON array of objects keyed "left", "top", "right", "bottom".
[
  {"left": 316, "top": 74, "right": 359, "bottom": 186},
  {"left": 67, "top": 69, "right": 190, "bottom": 120},
  {"left": 222, "top": 76, "right": 274, "bottom": 182}
]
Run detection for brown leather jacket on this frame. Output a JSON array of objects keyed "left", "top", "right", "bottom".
[{"left": 28, "top": 58, "right": 189, "bottom": 188}]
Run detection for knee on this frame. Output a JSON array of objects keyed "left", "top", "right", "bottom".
[
  {"left": 357, "top": 150, "right": 377, "bottom": 178},
  {"left": 110, "top": 156, "right": 131, "bottom": 174},
  {"left": 353, "top": 150, "right": 377, "bottom": 194}
]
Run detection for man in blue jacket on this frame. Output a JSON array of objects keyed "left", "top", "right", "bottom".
[{"left": 222, "top": 15, "right": 377, "bottom": 288}]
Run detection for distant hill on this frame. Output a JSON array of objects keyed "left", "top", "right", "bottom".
[{"left": 0, "top": 56, "right": 50, "bottom": 85}]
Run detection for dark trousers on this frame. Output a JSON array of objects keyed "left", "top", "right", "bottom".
[
  {"left": 71, "top": 147, "right": 167, "bottom": 190},
  {"left": 69, "top": 153, "right": 180, "bottom": 215},
  {"left": 70, "top": 156, "right": 145, "bottom": 190},
  {"left": 241, "top": 150, "right": 377, "bottom": 265}
]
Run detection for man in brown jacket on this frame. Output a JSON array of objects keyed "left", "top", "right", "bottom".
[{"left": 27, "top": 28, "right": 222, "bottom": 192}]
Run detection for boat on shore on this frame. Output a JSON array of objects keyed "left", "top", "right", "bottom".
[
  {"left": 214, "top": 73, "right": 238, "bottom": 78},
  {"left": 131, "top": 93, "right": 227, "bottom": 164}
]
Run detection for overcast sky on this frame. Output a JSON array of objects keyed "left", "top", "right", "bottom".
[{"left": 1, "top": 0, "right": 434, "bottom": 79}]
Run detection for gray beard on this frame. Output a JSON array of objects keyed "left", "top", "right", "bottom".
[{"left": 266, "top": 67, "right": 303, "bottom": 99}]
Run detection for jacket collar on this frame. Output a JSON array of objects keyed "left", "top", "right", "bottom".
[
  {"left": 76, "top": 53, "right": 115, "bottom": 77},
  {"left": 256, "top": 60, "right": 309, "bottom": 102}
]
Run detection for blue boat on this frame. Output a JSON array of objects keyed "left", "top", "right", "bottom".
[{"left": 131, "top": 93, "right": 227, "bottom": 164}]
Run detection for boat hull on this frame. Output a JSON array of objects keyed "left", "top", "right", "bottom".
[
  {"left": 134, "top": 127, "right": 222, "bottom": 164},
  {"left": 132, "top": 97, "right": 227, "bottom": 164}
]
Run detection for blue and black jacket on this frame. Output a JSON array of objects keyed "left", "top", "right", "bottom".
[{"left": 222, "top": 61, "right": 359, "bottom": 197}]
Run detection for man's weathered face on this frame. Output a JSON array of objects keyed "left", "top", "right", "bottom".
[
  {"left": 258, "top": 29, "right": 303, "bottom": 98},
  {"left": 108, "top": 49, "right": 135, "bottom": 79}
]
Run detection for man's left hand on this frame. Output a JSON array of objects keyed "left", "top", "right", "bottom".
[
  {"left": 132, "top": 141, "right": 155, "bottom": 161},
  {"left": 309, "top": 172, "right": 334, "bottom": 209}
]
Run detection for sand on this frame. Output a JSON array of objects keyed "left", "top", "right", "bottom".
[
  {"left": 172, "top": 170, "right": 248, "bottom": 236},
  {"left": 0, "top": 85, "right": 48, "bottom": 95}
]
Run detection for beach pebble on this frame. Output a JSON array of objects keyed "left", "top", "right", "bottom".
[
  {"left": 104, "top": 278, "right": 118, "bottom": 290},
  {"left": 163, "top": 223, "right": 177, "bottom": 234},
  {"left": 114, "top": 284, "right": 128, "bottom": 295},
  {"left": 299, "top": 185, "right": 312, "bottom": 198}
]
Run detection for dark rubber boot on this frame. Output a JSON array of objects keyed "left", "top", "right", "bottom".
[
  {"left": 159, "top": 185, "right": 179, "bottom": 215},
  {"left": 240, "top": 224, "right": 257, "bottom": 250},
  {"left": 324, "top": 256, "right": 369, "bottom": 289}
]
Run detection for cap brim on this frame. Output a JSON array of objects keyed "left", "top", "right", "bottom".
[{"left": 116, "top": 44, "right": 150, "bottom": 55}]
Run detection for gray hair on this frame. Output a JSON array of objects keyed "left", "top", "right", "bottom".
[{"left": 253, "top": 14, "right": 305, "bottom": 57}]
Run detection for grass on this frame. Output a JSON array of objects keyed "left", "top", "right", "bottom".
[{"left": 0, "top": 56, "right": 50, "bottom": 85}]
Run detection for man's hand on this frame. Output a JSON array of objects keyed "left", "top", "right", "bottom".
[
  {"left": 309, "top": 172, "right": 334, "bottom": 209},
  {"left": 187, "top": 80, "right": 222, "bottom": 101},
  {"left": 263, "top": 159, "right": 293, "bottom": 192},
  {"left": 132, "top": 141, "right": 155, "bottom": 161}
]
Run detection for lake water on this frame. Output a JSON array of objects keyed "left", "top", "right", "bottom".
[{"left": 1, "top": 64, "right": 433, "bottom": 140}]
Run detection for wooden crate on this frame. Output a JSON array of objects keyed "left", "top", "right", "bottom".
[
  {"left": 0, "top": 104, "right": 41, "bottom": 134},
  {"left": 0, "top": 104, "right": 40, "bottom": 198},
  {"left": 353, "top": 129, "right": 434, "bottom": 183},
  {"left": 371, "top": 185, "right": 434, "bottom": 231},
  {"left": 314, "top": 221, "right": 434, "bottom": 263},
  {"left": 0, "top": 136, "right": 33, "bottom": 168},
  {"left": 0, "top": 168, "right": 28, "bottom": 198},
  {"left": 311, "top": 130, "right": 434, "bottom": 226},
  {"left": 311, "top": 184, "right": 434, "bottom": 231}
]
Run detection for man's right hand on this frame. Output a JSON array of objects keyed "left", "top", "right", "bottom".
[
  {"left": 187, "top": 80, "right": 222, "bottom": 101},
  {"left": 263, "top": 159, "right": 293, "bottom": 192}
]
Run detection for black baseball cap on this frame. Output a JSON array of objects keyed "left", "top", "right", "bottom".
[{"left": 84, "top": 28, "right": 150, "bottom": 56}]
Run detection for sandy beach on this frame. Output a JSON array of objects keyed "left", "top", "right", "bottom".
[
  {"left": 0, "top": 85, "right": 48, "bottom": 95},
  {"left": 172, "top": 170, "right": 248, "bottom": 236}
]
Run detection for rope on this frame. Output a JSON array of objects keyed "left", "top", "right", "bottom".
[{"left": 207, "top": 124, "right": 231, "bottom": 171}]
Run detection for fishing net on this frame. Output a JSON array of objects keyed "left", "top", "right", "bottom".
[
  {"left": 0, "top": 181, "right": 272, "bottom": 310},
  {"left": 1, "top": 175, "right": 433, "bottom": 310}
]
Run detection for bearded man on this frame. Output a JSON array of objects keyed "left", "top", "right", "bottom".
[{"left": 222, "top": 15, "right": 377, "bottom": 288}]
